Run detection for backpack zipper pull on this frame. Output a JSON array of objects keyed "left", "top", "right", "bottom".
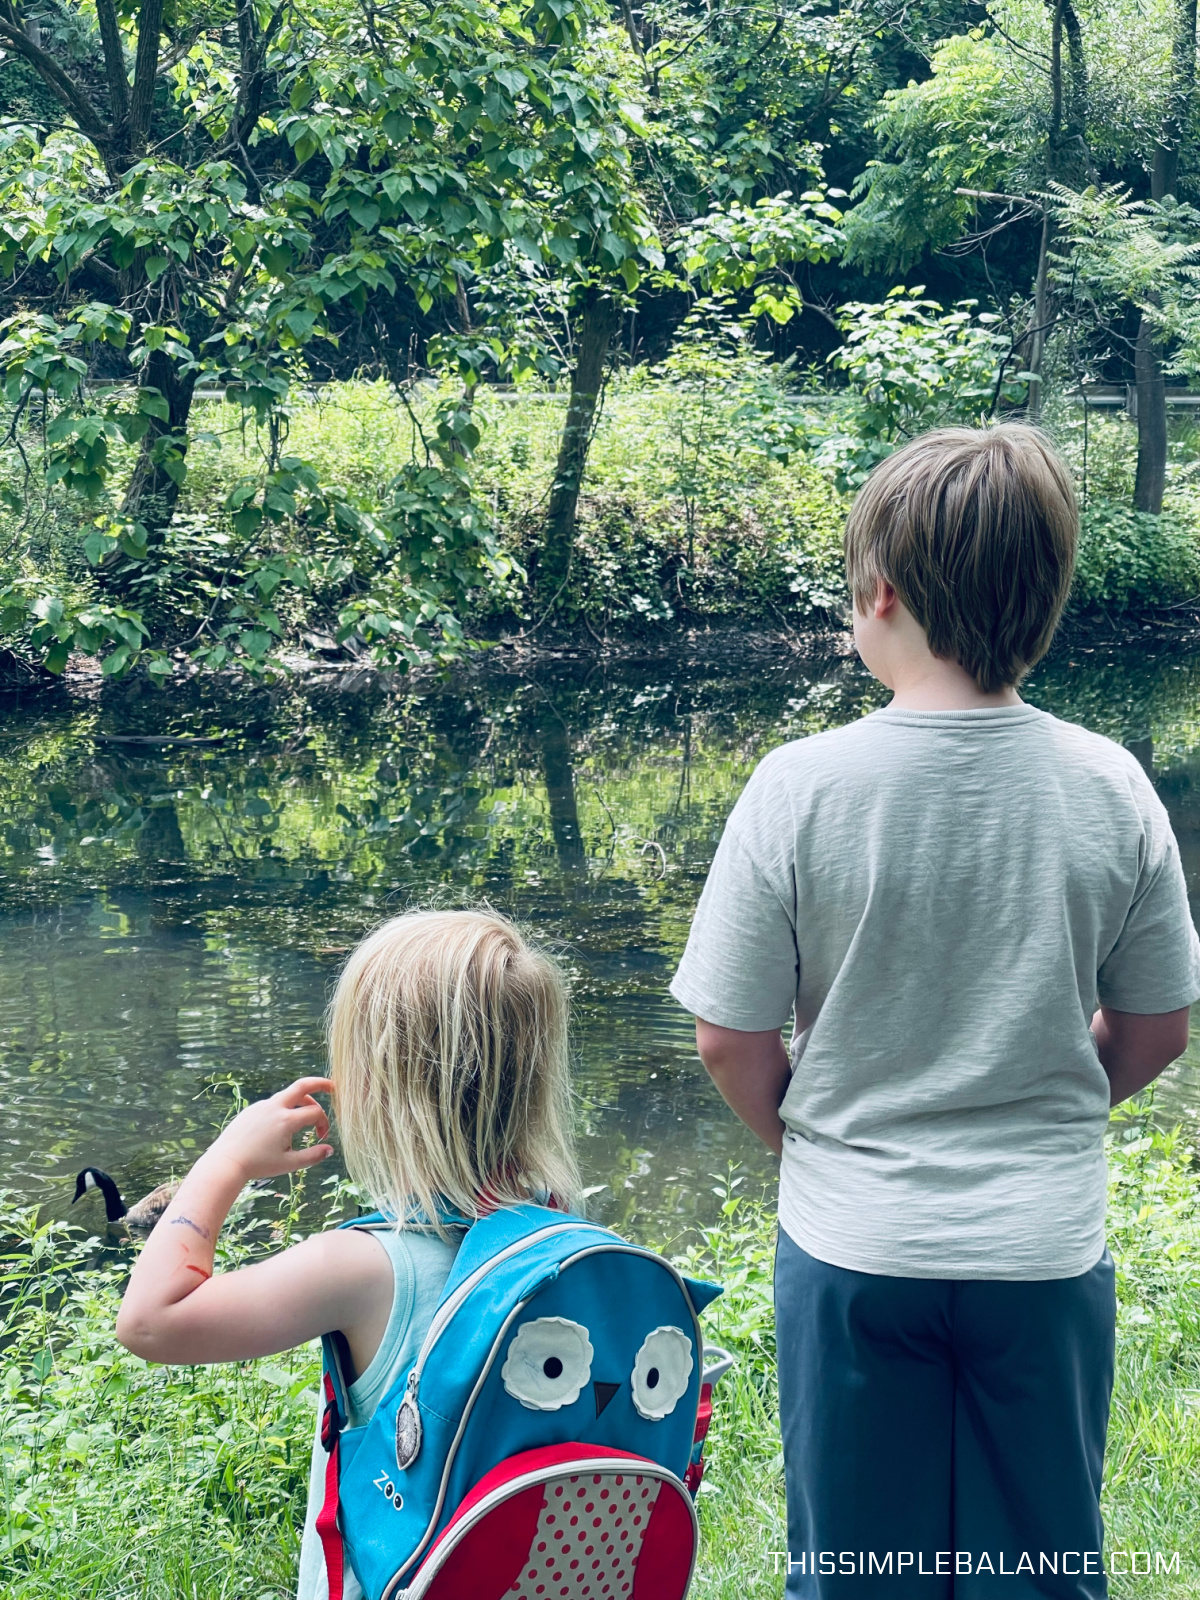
[{"left": 395, "top": 1369, "right": 422, "bottom": 1471}]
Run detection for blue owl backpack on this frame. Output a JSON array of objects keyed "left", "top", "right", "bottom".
[{"left": 316, "top": 1203, "right": 732, "bottom": 1600}]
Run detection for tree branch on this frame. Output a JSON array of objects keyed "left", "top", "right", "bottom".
[
  {"left": 78, "top": 250, "right": 122, "bottom": 290},
  {"left": 221, "top": 0, "right": 284, "bottom": 151},
  {"left": 955, "top": 186, "right": 1046, "bottom": 211},
  {"left": 156, "top": 24, "right": 208, "bottom": 76},
  {"left": 94, "top": 0, "right": 130, "bottom": 132},
  {"left": 129, "top": 0, "right": 166, "bottom": 146},
  {"left": 0, "top": 13, "right": 112, "bottom": 150},
  {"left": 619, "top": 0, "right": 642, "bottom": 56}
]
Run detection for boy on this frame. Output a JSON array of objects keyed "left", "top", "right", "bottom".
[{"left": 670, "top": 426, "right": 1200, "bottom": 1596}]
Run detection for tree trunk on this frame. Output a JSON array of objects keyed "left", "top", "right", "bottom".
[
  {"left": 539, "top": 716, "right": 585, "bottom": 872},
  {"left": 1025, "top": 0, "right": 1091, "bottom": 418},
  {"left": 1135, "top": 0, "right": 1196, "bottom": 514},
  {"left": 1045, "top": 0, "right": 1090, "bottom": 188},
  {"left": 1134, "top": 313, "right": 1168, "bottom": 512},
  {"left": 447, "top": 274, "right": 477, "bottom": 460},
  {"left": 1026, "top": 214, "right": 1053, "bottom": 421},
  {"left": 541, "top": 289, "right": 620, "bottom": 602},
  {"left": 118, "top": 348, "right": 197, "bottom": 547}
]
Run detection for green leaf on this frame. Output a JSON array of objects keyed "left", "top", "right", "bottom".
[
  {"left": 101, "top": 644, "right": 133, "bottom": 676},
  {"left": 347, "top": 197, "right": 380, "bottom": 230},
  {"left": 233, "top": 506, "right": 263, "bottom": 538},
  {"left": 145, "top": 256, "right": 170, "bottom": 283},
  {"left": 82, "top": 529, "right": 117, "bottom": 565},
  {"left": 283, "top": 309, "right": 317, "bottom": 340},
  {"left": 239, "top": 628, "right": 273, "bottom": 658},
  {"left": 42, "top": 640, "right": 70, "bottom": 674},
  {"left": 137, "top": 389, "right": 170, "bottom": 421}
]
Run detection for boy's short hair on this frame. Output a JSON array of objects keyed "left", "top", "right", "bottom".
[{"left": 843, "top": 425, "right": 1078, "bottom": 693}]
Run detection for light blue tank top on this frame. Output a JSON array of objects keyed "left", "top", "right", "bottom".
[{"left": 296, "top": 1226, "right": 459, "bottom": 1600}]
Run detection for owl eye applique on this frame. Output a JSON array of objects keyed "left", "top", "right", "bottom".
[
  {"left": 501, "top": 1316, "right": 594, "bottom": 1411},
  {"left": 630, "top": 1326, "right": 693, "bottom": 1420}
]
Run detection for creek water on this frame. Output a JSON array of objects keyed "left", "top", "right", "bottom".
[{"left": 4, "top": 635, "right": 1200, "bottom": 1240}]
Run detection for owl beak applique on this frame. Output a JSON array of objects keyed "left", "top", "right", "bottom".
[{"left": 593, "top": 1379, "right": 620, "bottom": 1416}]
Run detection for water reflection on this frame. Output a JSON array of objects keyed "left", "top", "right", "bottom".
[{"left": 3, "top": 636, "right": 1200, "bottom": 1236}]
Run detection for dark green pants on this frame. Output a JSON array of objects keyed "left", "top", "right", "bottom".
[{"left": 774, "top": 1230, "right": 1116, "bottom": 1597}]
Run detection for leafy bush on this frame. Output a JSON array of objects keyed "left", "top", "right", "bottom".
[
  {"left": 816, "top": 288, "right": 1028, "bottom": 490},
  {"left": 12, "top": 377, "right": 1200, "bottom": 671},
  {"left": 1073, "top": 502, "right": 1200, "bottom": 612},
  {"left": 0, "top": 1184, "right": 322, "bottom": 1599}
]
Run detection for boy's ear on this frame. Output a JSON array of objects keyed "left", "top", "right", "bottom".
[{"left": 873, "top": 580, "right": 899, "bottom": 620}]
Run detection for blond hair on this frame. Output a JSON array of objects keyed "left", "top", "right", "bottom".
[
  {"left": 328, "top": 909, "right": 580, "bottom": 1233},
  {"left": 843, "top": 425, "right": 1078, "bottom": 693}
]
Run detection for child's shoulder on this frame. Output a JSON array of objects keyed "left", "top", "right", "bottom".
[
  {"left": 740, "top": 706, "right": 1157, "bottom": 822},
  {"left": 743, "top": 709, "right": 925, "bottom": 792},
  {"left": 755, "top": 705, "right": 1144, "bottom": 776}
]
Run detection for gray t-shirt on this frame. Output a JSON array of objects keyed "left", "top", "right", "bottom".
[{"left": 670, "top": 703, "right": 1200, "bottom": 1280}]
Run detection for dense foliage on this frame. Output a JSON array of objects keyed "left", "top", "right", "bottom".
[{"left": 3, "top": 0, "right": 1200, "bottom": 676}]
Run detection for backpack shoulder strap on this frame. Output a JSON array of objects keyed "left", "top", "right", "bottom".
[
  {"left": 338, "top": 1204, "right": 474, "bottom": 1235},
  {"left": 316, "top": 1205, "right": 474, "bottom": 1598},
  {"left": 317, "top": 1328, "right": 352, "bottom": 1600}
]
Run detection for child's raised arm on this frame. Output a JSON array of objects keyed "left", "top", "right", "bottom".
[{"left": 116, "top": 1076, "right": 390, "bottom": 1368}]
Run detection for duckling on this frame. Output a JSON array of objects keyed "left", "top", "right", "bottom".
[{"left": 72, "top": 1167, "right": 179, "bottom": 1230}]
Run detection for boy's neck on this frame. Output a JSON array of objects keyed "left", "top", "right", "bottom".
[
  {"left": 885, "top": 657, "right": 1021, "bottom": 712},
  {"left": 853, "top": 586, "right": 1023, "bottom": 712}
]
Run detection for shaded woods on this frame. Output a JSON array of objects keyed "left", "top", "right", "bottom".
[{"left": 4, "top": 0, "right": 1200, "bottom": 678}]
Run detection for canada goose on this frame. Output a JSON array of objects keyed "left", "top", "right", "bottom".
[{"left": 72, "top": 1167, "right": 179, "bottom": 1230}]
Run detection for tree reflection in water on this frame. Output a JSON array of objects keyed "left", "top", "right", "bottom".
[{"left": 2, "top": 639, "right": 1200, "bottom": 1233}]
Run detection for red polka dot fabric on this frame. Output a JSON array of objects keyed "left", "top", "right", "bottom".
[{"left": 506, "top": 1472, "right": 662, "bottom": 1599}]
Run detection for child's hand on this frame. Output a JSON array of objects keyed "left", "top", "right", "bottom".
[{"left": 207, "top": 1076, "right": 335, "bottom": 1182}]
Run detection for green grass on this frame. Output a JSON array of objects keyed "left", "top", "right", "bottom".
[{"left": 2, "top": 1111, "right": 1200, "bottom": 1597}]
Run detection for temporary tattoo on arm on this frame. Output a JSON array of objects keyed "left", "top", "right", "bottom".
[
  {"left": 170, "top": 1215, "right": 212, "bottom": 1240},
  {"left": 183, "top": 1263, "right": 212, "bottom": 1281}
]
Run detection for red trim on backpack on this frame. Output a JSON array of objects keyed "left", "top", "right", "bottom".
[
  {"left": 684, "top": 1382, "right": 714, "bottom": 1496},
  {"left": 317, "top": 1371, "right": 345, "bottom": 1600},
  {"left": 407, "top": 1445, "right": 696, "bottom": 1600},
  {"left": 693, "top": 1384, "right": 713, "bottom": 1445},
  {"left": 424, "top": 1441, "right": 646, "bottom": 1559},
  {"left": 409, "top": 1479, "right": 545, "bottom": 1599},
  {"left": 631, "top": 1477, "right": 697, "bottom": 1600}
]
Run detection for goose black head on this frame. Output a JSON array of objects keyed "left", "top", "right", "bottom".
[{"left": 72, "top": 1167, "right": 127, "bottom": 1223}]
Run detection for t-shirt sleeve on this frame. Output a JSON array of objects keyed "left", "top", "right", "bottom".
[
  {"left": 1096, "top": 811, "right": 1200, "bottom": 1014},
  {"left": 669, "top": 826, "right": 798, "bottom": 1031}
]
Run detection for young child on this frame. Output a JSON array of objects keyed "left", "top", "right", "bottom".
[
  {"left": 670, "top": 425, "right": 1200, "bottom": 1595},
  {"left": 116, "top": 908, "right": 579, "bottom": 1600}
]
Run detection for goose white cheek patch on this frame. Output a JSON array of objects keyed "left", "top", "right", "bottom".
[{"left": 505, "top": 1472, "right": 662, "bottom": 1599}]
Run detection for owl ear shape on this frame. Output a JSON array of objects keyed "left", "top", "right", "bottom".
[{"left": 682, "top": 1275, "right": 722, "bottom": 1314}]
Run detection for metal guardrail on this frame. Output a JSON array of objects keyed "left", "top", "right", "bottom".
[{"left": 1069, "top": 385, "right": 1200, "bottom": 418}]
